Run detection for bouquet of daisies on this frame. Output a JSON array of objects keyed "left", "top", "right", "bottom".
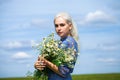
[{"left": 33, "top": 33, "right": 76, "bottom": 80}]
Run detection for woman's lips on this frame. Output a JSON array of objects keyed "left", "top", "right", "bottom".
[{"left": 58, "top": 32, "right": 62, "bottom": 35}]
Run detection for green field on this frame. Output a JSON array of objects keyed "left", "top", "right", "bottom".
[{"left": 0, "top": 73, "right": 120, "bottom": 80}]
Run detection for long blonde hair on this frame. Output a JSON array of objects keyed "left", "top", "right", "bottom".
[{"left": 54, "top": 12, "right": 79, "bottom": 42}]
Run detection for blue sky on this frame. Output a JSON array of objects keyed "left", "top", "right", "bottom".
[{"left": 0, "top": 0, "right": 120, "bottom": 78}]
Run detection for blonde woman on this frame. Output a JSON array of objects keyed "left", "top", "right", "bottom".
[{"left": 34, "top": 12, "right": 79, "bottom": 80}]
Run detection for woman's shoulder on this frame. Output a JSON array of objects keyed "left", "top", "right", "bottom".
[
  {"left": 60, "top": 36, "right": 78, "bottom": 53},
  {"left": 62, "top": 36, "right": 77, "bottom": 47},
  {"left": 66, "top": 36, "right": 77, "bottom": 43}
]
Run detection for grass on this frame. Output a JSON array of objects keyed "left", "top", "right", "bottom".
[
  {"left": 72, "top": 73, "right": 120, "bottom": 80},
  {"left": 0, "top": 73, "right": 120, "bottom": 80}
]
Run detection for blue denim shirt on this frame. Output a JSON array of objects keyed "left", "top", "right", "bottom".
[{"left": 48, "top": 36, "right": 78, "bottom": 80}]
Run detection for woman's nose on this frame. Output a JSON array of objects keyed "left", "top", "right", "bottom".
[{"left": 57, "top": 26, "right": 61, "bottom": 30}]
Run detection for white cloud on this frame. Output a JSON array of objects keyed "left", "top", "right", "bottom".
[
  {"left": 7, "top": 41, "right": 22, "bottom": 49},
  {"left": 31, "top": 19, "right": 48, "bottom": 27},
  {"left": 97, "top": 58, "right": 116, "bottom": 63},
  {"left": 1, "top": 18, "right": 48, "bottom": 32},
  {"left": 98, "top": 45, "right": 118, "bottom": 51},
  {"left": 80, "top": 10, "right": 116, "bottom": 25},
  {"left": 12, "top": 52, "right": 32, "bottom": 59},
  {"left": 81, "top": 41, "right": 120, "bottom": 52},
  {"left": 30, "top": 40, "right": 37, "bottom": 46},
  {"left": 20, "top": 23, "right": 31, "bottom": 28},
  {"left": 80, "top": 33, "right": 120, "bottom": 52},
  {"left": 1, "top": 40, "right": 32, "bottom": 51},
  {"left": 96, "top": 42, "right": 120, "bottom": 51},
  {"left": 86, "top": 42, "right": 120, "bottom": 52}
]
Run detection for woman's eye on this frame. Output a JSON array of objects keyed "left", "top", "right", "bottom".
[
  {"left": 60, "top": 23, "right": 65, "bottom": 26},
  {"left": 55, "top": 23, "right": 65, "bottom": 27},
  {"left": 55, "top": 24, "right": 58, "bottom": 27}
]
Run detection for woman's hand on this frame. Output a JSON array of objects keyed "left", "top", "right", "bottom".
[
  {"left": 34, "top": 56, "right": 64, "bottom": 77},
  {"left": 34, "top": 56, "right": 46, "bottom": 70}
]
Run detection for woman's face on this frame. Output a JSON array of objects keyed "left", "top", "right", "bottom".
[{"left": 54, "top": 17, "right": 72, "bottom": 38}]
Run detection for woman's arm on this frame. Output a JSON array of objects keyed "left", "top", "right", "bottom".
[{"left": 42, "top": 57, "right": 64, "bottom": 77}]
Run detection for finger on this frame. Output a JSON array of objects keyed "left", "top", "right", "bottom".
[
  {"left": 37, "top": 61, "right": 41, "bottom": 64},
  {"left": 38, "top": 68, "right": 44, "bottom": 70},
  {"left": 39, "top": 56, "right": 45, "bottom": 60},
  {"left": 38, "top": 55, "right": 42, "bottom": 61},
  {"left": 36, "top": 65, "right": 46, "bottom": 68},
  {"left": 39, "top": 61, "right": 46, "bottom": 65}
]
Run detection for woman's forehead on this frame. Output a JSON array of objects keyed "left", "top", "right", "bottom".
[{"left": 55, "top": 17, "right": 67, "bottom": 23}]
